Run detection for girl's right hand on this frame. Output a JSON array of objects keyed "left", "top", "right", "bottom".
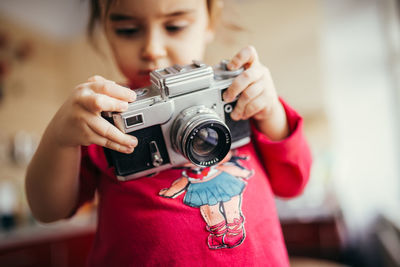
[{"left": 47, "top": 75, "right": 138, "bottom": 154}]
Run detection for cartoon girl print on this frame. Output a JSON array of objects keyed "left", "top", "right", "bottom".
[{"left": 159, "top": 150, "right": 254, "bottom": 249}]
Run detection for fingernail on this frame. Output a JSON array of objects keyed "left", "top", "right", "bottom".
[
  {"left": 124, "top": 146, "right": 134, "bottom": 154},
  {"left": 227, "top": 62, "right": 235, "bottom": 70},
  {"left": 128, "top": 137, "right": 138, "bottom": 146}
]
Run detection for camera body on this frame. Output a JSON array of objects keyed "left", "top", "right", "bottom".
[{"left": 102, "top": 60, "right": 251, "bottom": 181}]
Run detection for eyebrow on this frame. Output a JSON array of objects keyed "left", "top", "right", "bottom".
[
  {"left": 109, "top": 10, "right": 196, "bottom": 21},
  {"left": 109, "top": 14, "right": 134, "bottom": 21}
]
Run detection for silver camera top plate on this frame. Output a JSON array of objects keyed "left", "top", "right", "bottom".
[{"left": 150, "top": 60, "right": 214, "bottom": 98}]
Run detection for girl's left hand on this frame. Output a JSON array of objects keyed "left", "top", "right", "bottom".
[{"left": 223, "top": 45, "right": 289, "bottom": 140}]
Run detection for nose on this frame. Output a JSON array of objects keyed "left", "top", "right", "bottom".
[{"left": 141, "top": 28, "right": 167, "bottom": 61}]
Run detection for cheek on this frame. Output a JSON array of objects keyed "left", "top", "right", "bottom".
[
  {"left": 170, "top": 32, "right": 208, "bottom": 63},
  {"left": 110, "top": 41, "right": 140, "bottom": 73}
]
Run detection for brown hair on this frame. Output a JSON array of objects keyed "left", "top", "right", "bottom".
[{"left": 87, "top": 0, "right": 223, "bottom": 39}]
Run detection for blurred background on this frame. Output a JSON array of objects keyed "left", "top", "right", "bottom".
[{"left": 0, "top": 0, "right": 399, "bottom": 266}]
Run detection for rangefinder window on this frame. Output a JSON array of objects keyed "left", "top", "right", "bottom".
[{"left": 125, "top": 114, "right": 144, "bottom": 128}]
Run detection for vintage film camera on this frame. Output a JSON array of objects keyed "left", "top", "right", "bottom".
[{"left": 102, "top": 60, "right": 251, "bottom": 181}]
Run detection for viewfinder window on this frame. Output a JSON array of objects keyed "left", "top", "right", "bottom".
[{"left": 126, "top": 114, "right": 144, "bottom": 127}]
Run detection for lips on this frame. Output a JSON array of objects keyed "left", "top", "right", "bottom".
[
  {"left": 138, "top": 69, "right": 153, "bottom": 76},
  {"left": 138, "top": 65, "right": 165, "bottom": 75},
  {"left": 133, "top": 69, "right": 155, "bottom": 88}
]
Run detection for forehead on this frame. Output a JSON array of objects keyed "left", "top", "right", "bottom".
[{"left": 107, "top": 0, "right": 206, "bottom": 18}]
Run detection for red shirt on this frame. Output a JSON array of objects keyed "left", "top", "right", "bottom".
[{"left": 76, "top": 99, "right": 312, "bottom": 267}]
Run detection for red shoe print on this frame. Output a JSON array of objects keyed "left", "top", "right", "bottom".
[
  {"left": 206, "top": 220, "right": 227, "bottom": 249},
  {"left": 224, "top": 216, "right": 245, "bottom": 248}
]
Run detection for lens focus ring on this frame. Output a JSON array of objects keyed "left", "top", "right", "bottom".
[{"left": 171, "top": 106, "right": 231, "bottom": 167}]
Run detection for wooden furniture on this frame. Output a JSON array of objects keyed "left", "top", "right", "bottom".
[
  {"left": 0, "top": 216, "right": 95, "bottom": 267},
  {"left": 281, "top": 215, "right": 346, "bottom": 262}
]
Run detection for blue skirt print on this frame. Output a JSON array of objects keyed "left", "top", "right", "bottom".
[{"left": 183, "top": 171, "right": 246, "bottom": 207}]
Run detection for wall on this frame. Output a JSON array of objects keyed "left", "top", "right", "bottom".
[
  {"left": 206, "top": 0, "right": 324, "bottom": 118},
  {"left": 0, "top": 15, "right": 123, "bottom": 217},
  {"left": 321, "top": 0, "right": 400, "bottom": 240}
]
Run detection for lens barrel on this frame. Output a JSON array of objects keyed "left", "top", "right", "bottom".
[{"left": 172, "top": 106, "right": 231, "bottom": 167}]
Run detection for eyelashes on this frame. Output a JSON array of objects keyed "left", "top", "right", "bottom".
[
  {"left": 165, "top": 25, "right": 187, "bottom": 33},
  {"left": 115, "top": 28, "right": 140, "bottom": 37},
  {"left": 114, "top": 23, "right": 189, "bottom": 38}
]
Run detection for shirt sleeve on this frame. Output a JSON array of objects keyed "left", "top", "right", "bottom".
[
  {"left": 68, "top": 145, "right": 99, "bottom": 217},
  {"left": 251, "top": 98, "right": 312, "bottom": 198}
]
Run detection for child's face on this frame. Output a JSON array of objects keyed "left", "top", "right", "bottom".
[{"left": 104, "top": 0, "right": 214, "bottom": 87}]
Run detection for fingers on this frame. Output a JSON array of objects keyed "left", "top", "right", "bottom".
[
  {"left": 78, "top": 92, "right": 130, "bottom": 113},
  {"left": 87, "top": 75, "right": 107, "bottom": 83},
  {"left": 223, "top": 65, "right": 264, "bottom": 102},
  {"left": 73, "top": 108, "right": 137, "bottom": 154},
  {"left": 232, "top": 91, "right": 267, "bottom": 121},
  {"left": 90, "top": 81, "right": 136, "bottom": 102},
  {"left": 227, "top": 45, "right": 258, "bottom": 70},
  {"left": 233, "top": 84, "right": 279, "bottom": 121},
  {"left": 241, "top": 92, "right": 269, "bottom": 120},
  {"left": 223, "top": 46, "right": 280, "bottom": 121},
  {"left": 86, "top": 75, "right": 136, "bottom": 102},
  {"left": 63, "top": 76, "right": 140, "bottom": 153},
  {"left": 86, "top": 115, "right": 138, "bottom": 151},
  {"left": 75, "top": 75, "right": 136, "bottom": 113},
  {"left": 90, "top": 130, "right": 136, "bottom": 154},
  {"left": 230, "top": 80, "right": 264, "bottom": 120}
]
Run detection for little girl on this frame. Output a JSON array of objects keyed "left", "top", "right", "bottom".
[{"left": 25, "top": 0, "right": 312, "bottom": 266}]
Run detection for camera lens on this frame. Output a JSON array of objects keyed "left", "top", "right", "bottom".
[
  {"left": 192, "top": 128, "right": 219, "bottom": 156},
  {"left": 172, "top": 106, "right": 231, "bottom": 167}
]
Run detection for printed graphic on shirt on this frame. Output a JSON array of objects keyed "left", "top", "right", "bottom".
[{"left": 159, "top": 150, "right": 254, "bottom": 249}]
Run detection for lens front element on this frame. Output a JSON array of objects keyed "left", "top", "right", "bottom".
[
  {"left": 171, "top": 106, "right": 231, "bottom": 167},
  {"left": 192, "top": 128, "right": 219, "bottom": 156}
]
